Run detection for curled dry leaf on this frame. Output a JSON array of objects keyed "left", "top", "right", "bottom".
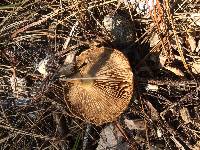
[
  {"left": 154, "top": 51, "right": 185, "bottom": 76},
  {"left": 63, "top": 47, "right": 134, "bottom": 125},
  {"left": 158, "top": 53, "right": 185, "bottom": 77}
]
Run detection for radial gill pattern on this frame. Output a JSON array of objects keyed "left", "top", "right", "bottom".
[{"left": 64, "top": 47, "right": 134, "bottom": 125}]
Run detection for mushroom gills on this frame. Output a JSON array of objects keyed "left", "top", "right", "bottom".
[{"left": 63, "top": 47, "right": 134, "bottom": 125}]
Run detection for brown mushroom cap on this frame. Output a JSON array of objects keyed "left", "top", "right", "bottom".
[{"left": 64, "top": 47, "right": 134, "bottom": 125}]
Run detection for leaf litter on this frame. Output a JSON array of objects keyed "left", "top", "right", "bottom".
[{"left": 0, "top": 0, "right": 200, "bottom": 149}]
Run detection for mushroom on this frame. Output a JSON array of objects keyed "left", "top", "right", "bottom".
[{"left": 63, "top": 47, "right": 134, "bottom": 125}]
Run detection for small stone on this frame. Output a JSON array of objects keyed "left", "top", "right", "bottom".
[{"left": 102, "top": 14, "right": 135, "bottom": 46}]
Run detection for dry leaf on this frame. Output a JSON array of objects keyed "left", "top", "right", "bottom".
[
  {"left": 96, "top": 125, "right": 117, "bottom": 150},
  {"left": 146, "top": 101, "right": 159, "bottom": 121},
  {"left": 179, "top": 107, "right": 191, "bottom": 124},
  {"left": 96, "top": 124, "right": 129, "bottom": 150},
  {"left": 145, "top": 84, "right": 158, "bottom": 92},
  {"left": 124, "top": 119, "right": 145, "bottom": 130},
  {"left": 164, "top": 66, "right": 184, "bottom": 77},
  {"left": 195, "top": 40, "right": 200, "bottom": 53},
  {"left": 190, "top": 13, "right": 200, "bottom": 27},
  {"left": 59, "top": 51, "right": 76, "bottom": 76},
  {"left": 170, "top": 136, "right": 186, "bottom": 150},
  {"left": 37, "top": 58, "right": 49, "bottom": 77},
  {"left": 191, "top": 140, "right": 200, "bottom": 150},
  {"left": 10, "top": 76, "right": 26, "bottom": 96},
  {"left": 157, "top": 128, "right": 162, "bottom": 138},
  {"left": 191, "top": 60, "right": 200, "bottom": 74},
  {"left": 150, "top": 32, "right": 159, "bottom": 48},
  {"left": 187, "top": 34, "right": 196, "bottom": 52},
  {"left": 159, "top": 53, "right": 167, "bottom": 67}
]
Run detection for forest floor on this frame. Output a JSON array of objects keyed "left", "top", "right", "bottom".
[{"left": 0, "top": 0, "right": 200, "bottom": 149}]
